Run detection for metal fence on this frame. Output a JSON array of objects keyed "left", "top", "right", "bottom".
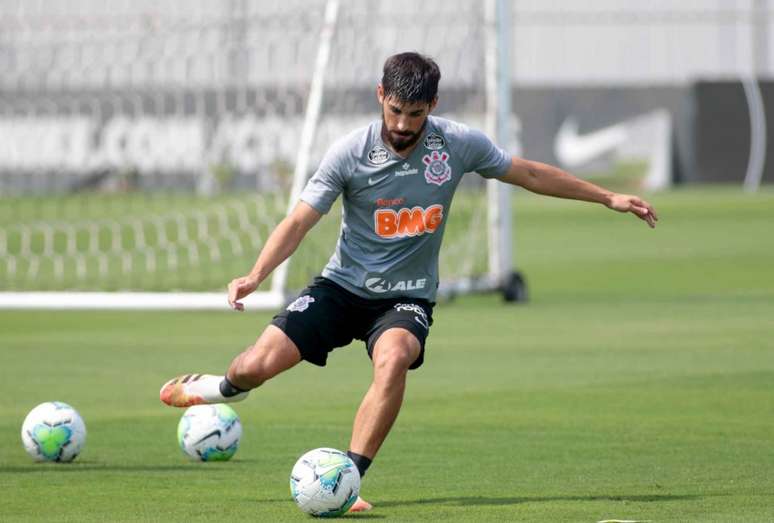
[{"left": 1, "top": 0, "right": 771, "bottom": 90}]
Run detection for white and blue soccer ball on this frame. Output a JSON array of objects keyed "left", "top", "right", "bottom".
[
  {"left": 177, "top": 404, "right": 242, "bottom": 461},
  {"left": 21, "top": 401, "right": 87, "bottom": 463},
  {"left": 290, "top": 448, "right": 360, "bottom": 517}
]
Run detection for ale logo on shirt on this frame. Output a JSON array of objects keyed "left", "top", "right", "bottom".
[
  {"left": 374, "top": 204, "right": 444, "bottom": 238},
  {"left": 422, "top": 151, "right": 452, "bottom": 186}
]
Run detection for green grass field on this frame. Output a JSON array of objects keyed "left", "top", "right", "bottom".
[{"left": 1, "top": 187, "right": 773, "bottom": 521}]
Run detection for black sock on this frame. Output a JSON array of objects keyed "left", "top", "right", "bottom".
[
  {"left": 347, "top": 451, "right": 372, "bottom": 478},
  {"left": 219, "top": 376, "right": 248, "bottom": 397}
]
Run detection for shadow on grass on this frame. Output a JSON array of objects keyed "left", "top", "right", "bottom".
[
  {"left": 0, "top": 462, "right": 209, "bottom": 473},
  {"left": 377, "top": 493, "right": 702, "bottom": 508},
  {"left": 255, "top": 499, "right": 386, "bottom": 519}
]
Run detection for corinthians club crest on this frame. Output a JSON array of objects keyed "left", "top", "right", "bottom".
[
  {"left": 422, "top": 151, "right": 452, "bottom": 186},
  {"left": 287, "top": 295, "right": 315, "bottom": 312}
]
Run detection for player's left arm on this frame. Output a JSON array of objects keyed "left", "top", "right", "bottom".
[{"left": 500, "top": 156, "right": 658, "bottom": 228}]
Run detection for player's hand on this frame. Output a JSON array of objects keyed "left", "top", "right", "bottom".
[
  {"left": 607, "top": 193, "right": 658, "bottom": 228},
  {"left": 227, "top": 274, "right": 259, "bottom": 311}
]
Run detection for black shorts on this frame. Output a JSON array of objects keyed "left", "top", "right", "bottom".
[{"left": 271, "top": 277, "right": 434, "bottom": 369}]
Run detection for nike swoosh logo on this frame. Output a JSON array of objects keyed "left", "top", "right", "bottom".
[
  {"left": 314, "top": 463, "right": 351, "bottom": 480},
  {"left": 368, "top": 174, "right": 390, "bottom": 186},
  {"left": 193, "top": 429, "right": 221, "bottom": 445},
  {"left": 554, "top": 117, "right": 628, "bottom": 168}
]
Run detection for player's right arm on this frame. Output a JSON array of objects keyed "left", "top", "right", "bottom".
[
  {"left": 227, "top": 201, "right": 322, "bottom": 311},
  {"left": 228, "top": 127, "right": 355, "bottom": 310}
]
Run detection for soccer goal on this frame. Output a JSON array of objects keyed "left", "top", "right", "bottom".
[{"left": 0, "top": 0, "right": 523, "bottom": 310}]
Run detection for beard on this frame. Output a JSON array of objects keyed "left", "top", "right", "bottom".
[{"left": 381, "top": 115, "right": 425, "bottom": 152}]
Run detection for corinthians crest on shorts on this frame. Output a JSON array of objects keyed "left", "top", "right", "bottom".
[
  {"left": 422, "top": 151, "right": 452, "bottom": 186},
  {"left": 287, "top": 295, "right": 315, "bottom": 312}
]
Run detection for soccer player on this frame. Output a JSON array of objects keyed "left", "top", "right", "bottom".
[{"left": 160, "top": 52, "right": 657, "bottom": 512}]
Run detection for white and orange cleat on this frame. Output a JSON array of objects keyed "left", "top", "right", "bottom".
[
  {"left": 348, "top": 496, "right": 373, "bottom": 513},
  {"left": 159, "top": 374, "right": 249, "bottom": 408}
]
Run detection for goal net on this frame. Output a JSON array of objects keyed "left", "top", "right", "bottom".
[{"left": 0, "top": 0, "right": 515, "bottom": 309}]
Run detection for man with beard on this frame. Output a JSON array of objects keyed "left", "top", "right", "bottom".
[{"left": 159, "top": 52, "right": 657, "bottom": 512}]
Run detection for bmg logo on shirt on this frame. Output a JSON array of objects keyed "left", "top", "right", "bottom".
[{"left": 374, "top": 204, "right": 444, "bottom": 238}]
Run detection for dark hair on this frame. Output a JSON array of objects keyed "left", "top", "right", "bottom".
[{"left": 381, "top": 52, "right": 441, "bottom": 104}]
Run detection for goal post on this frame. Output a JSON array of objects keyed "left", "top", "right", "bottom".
[
  {"left": 270, "top": 0, "right": 340, "bottom": 299},
  {"left": 0, "top": 0, "right": 522, "bottom": 310}
]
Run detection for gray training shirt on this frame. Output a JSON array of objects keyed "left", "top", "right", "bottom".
[{"left": 300, "top": 115, "right": 511, "bottom": 302}]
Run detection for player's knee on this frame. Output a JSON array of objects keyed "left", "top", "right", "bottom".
[
  {"left": 231, "top": 329, "right": 301, "bottom": 387},
  {"left": 373, "top": 340, "right": 419, "bottom": 380}
]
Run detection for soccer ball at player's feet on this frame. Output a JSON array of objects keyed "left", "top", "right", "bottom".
[
  {"left": 21, "top": 402, "right": 87, "bottom": 463},
  {"left": 159, "top": 374, "right": 248, "bottom": 407},
  {"left": 177, "top": 404, "right": 242, "bottom": 461},
  {"left": 290, "top": 448, "right": 361, "bottom": 517}
]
